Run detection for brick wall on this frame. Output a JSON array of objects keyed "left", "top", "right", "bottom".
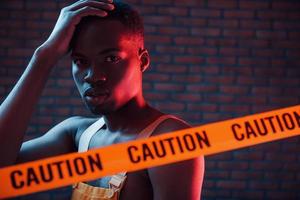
[{"left": 0, "top": 0, "right": 300, "bottom": 199}]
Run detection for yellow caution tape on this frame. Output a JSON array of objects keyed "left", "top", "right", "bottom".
[{"left": 0, "top": 105, "right": 300, "bottom": 199}]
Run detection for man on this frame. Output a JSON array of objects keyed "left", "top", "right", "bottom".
[{"left": 0, "top": 0, "right": 204, "bottom": 199}]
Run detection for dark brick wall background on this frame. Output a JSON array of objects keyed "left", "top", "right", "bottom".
[{"left": 1, "top": 0, "right": 300, "bottom": 199}]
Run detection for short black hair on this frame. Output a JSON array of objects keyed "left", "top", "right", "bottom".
[
  {"left": 70, "top": 1, "right": 144, "bottom": 49},
  {"left": 106, "top": 1, "right": 144, "bottom": 41}
]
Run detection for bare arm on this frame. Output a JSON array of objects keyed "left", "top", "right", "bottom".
[
  {"left": 16, "top": 116, "right": 80, "bottom": 163},
  {"left": 149, "top": 120, "right": 205, "bottom": 200},
  {"left": 0, "top": 46, "right": 58, "bottom": 167},
  {"left": 0, "top": 0, "right": 114, "bottom": 167}
]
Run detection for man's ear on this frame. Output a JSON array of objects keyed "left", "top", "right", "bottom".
[{"left": 138, "top": 48, "right": 150, "bottom": 72}]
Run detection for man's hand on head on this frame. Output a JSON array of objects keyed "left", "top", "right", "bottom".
[{"left": 39, "top": 0, "right": 114, "bottom": 61}]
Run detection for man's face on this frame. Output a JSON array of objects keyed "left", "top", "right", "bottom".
[{"left": 71, "top": 19, "right": 143, "bottom": 115}]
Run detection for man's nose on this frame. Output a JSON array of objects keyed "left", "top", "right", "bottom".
[{"left": 84, "top": 65, "right": 106, "bottom": 85}]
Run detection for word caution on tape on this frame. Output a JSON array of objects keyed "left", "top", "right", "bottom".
[{"left": 0, "top": 105, "right": 300, "bottom": 199}]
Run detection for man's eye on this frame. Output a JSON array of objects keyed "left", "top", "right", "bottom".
[
  {"left": 73, "top": 58, "right": 88, "bottom": 66},
  {"left": 105, "top": 55, "right": 121, "bottom": 63}
]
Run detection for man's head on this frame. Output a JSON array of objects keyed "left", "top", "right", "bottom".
[{"left": 70, "top": 1, "right": 150, "bottom": 115}]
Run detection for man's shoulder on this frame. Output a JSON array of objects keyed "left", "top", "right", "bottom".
[
  {"left": 61, "top": 116, "right": 102, "bottom": 145},
  {"left": 52, "top": 116, "right": 99, "bottom": 140},
  {"left": 151, "top": 114, "right": 191, "bottom": 137},
  {"left": 61, "top": 116, "right": 100, "bottom": 133},
  {"left": 63, "top": 115, "right": 98, "bottom": 125}
]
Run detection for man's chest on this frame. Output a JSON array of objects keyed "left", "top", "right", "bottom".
[{"left": 88, "top": 129, "right": 137, "bottom": 149}]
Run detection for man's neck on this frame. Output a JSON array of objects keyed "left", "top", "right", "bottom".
[{"left": 103, "top": 95, "right": 159, "bottom": 133}]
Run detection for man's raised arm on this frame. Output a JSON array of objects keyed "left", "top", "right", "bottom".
[{"left": 0, "top": 0, "right": 114, "bottom": 167}]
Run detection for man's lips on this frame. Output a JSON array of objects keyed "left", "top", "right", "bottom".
[
  {"left": 85, "top": 94, "right": 108, "bottom": 105},
  {"left": 83, "top": 87, "right": 109, "bottom": 105},
  {"left": 84, "top": 87, "right": 109, "bottom": 97}
]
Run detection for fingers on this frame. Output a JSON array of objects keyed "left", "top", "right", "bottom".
[
  {"left": 68, "top": 0, "right": 114, "bottom": 12},
  {"left": 76, "top": 0, "right": 113, "bottom": 4},
  {"left": 73, "top": 6, "right": 109, "bottom": 18},
  {"left": 61, "top": 0, "right": 115, "bottom": 23}
]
